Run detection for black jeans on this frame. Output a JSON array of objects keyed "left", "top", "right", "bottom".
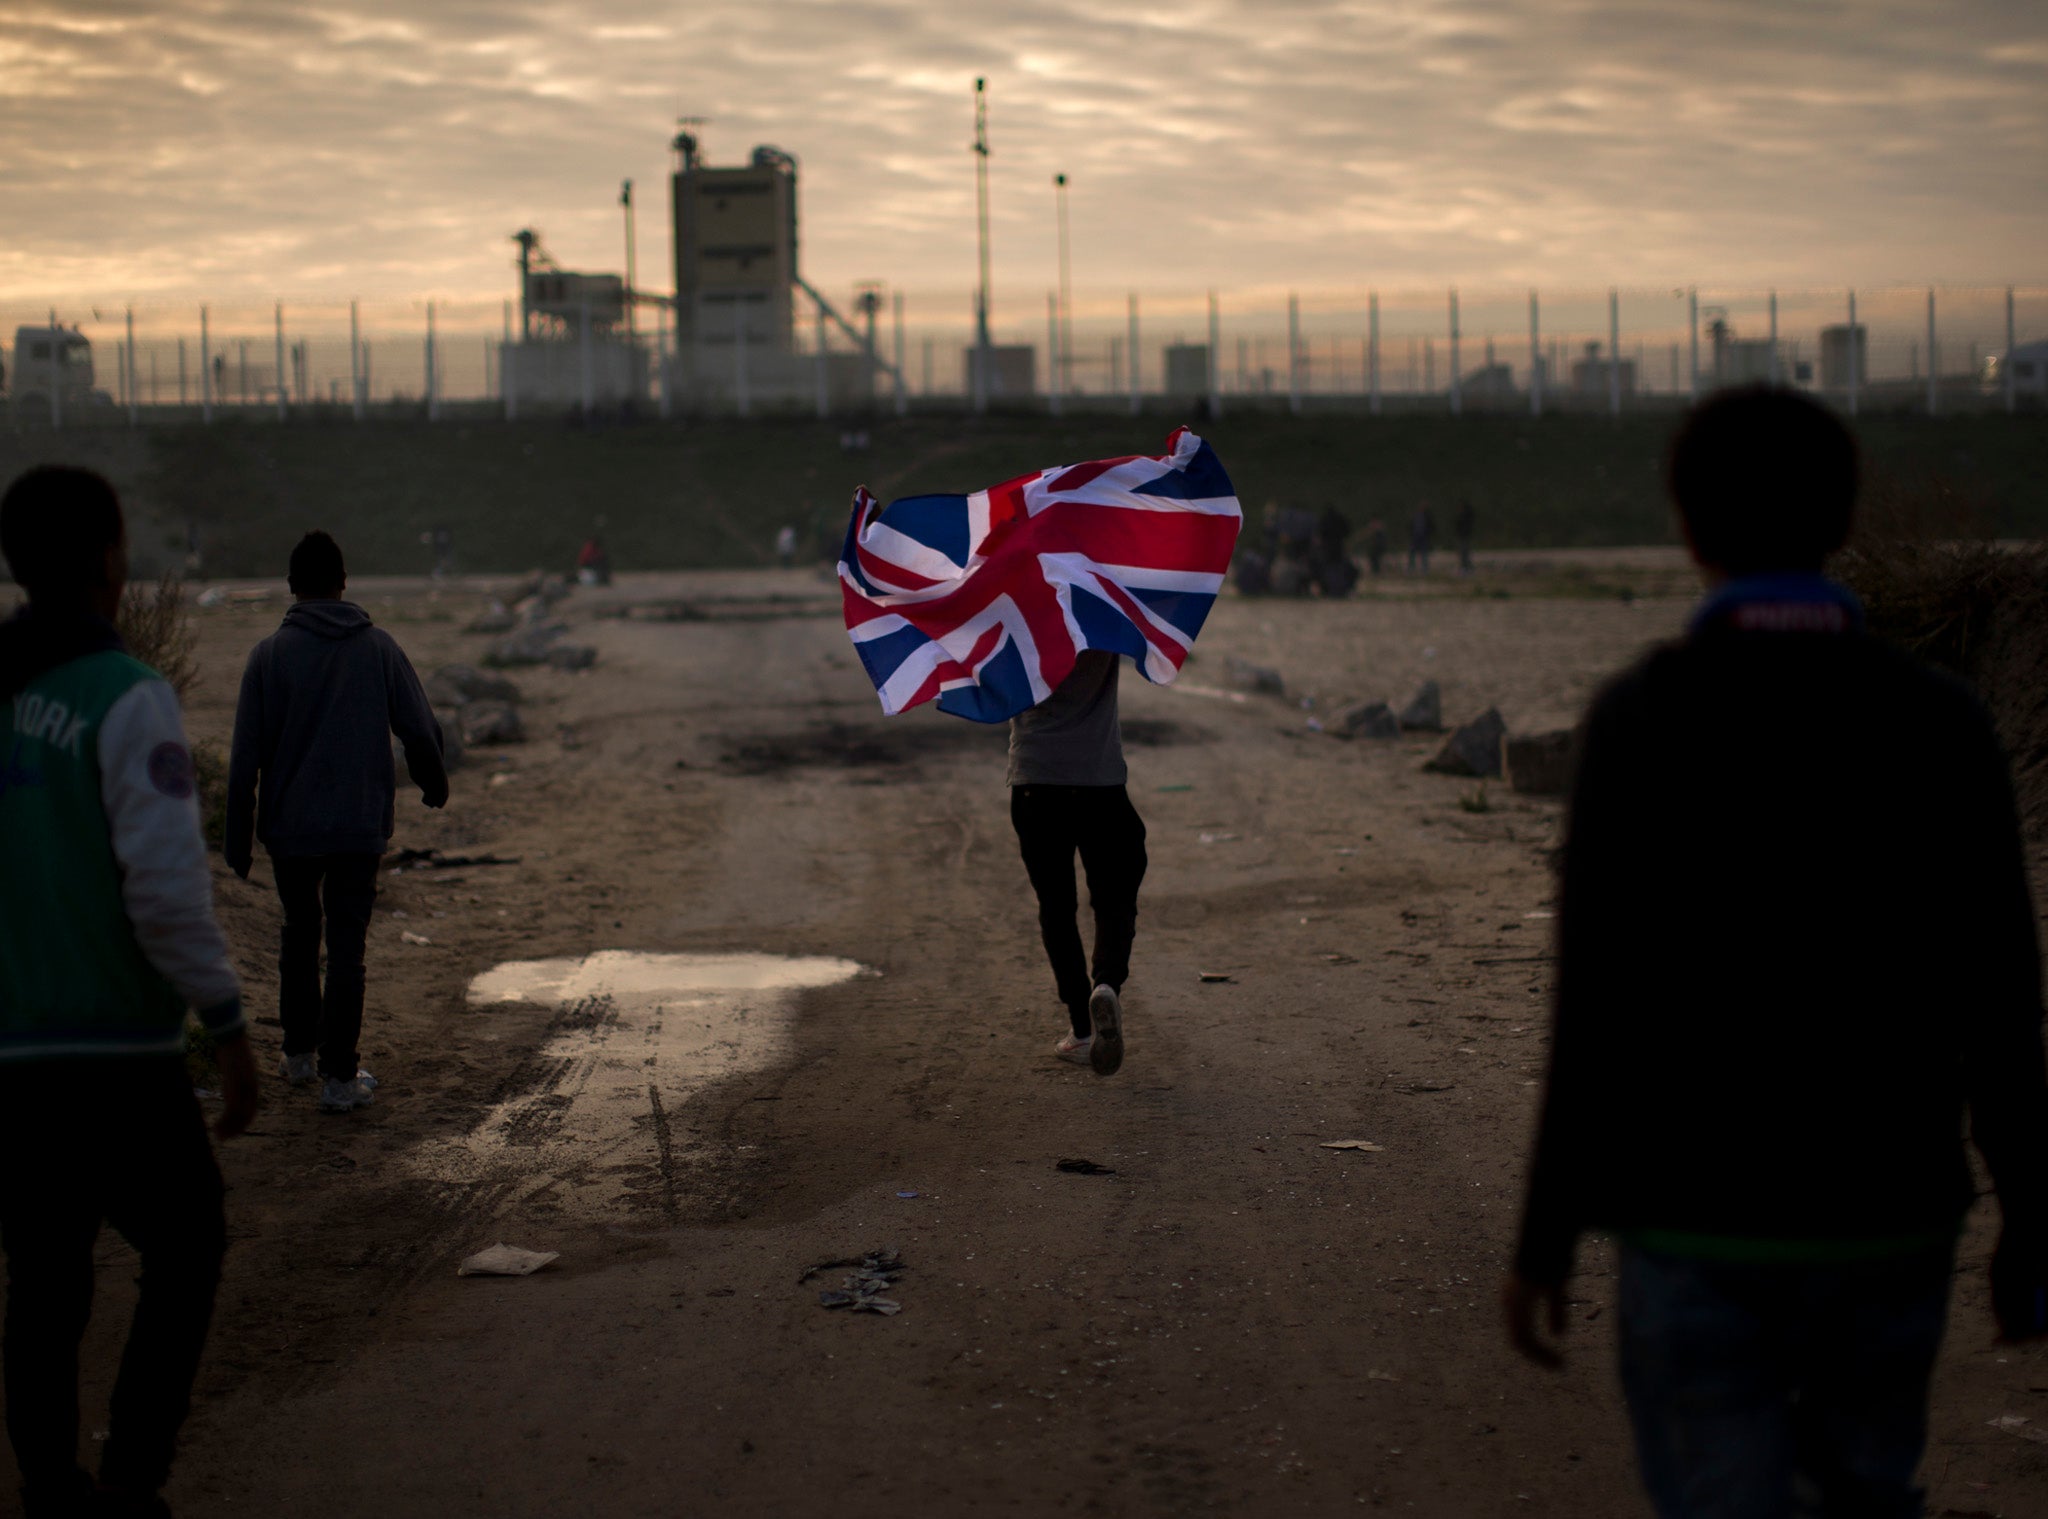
[
  {"left": 0, "top": 1059, "right": 225, "bottom": 1504},
  {"left": 274, "top": 852, "right": 381, "bottom": 1081},
  {"left": 1010, "top": 784, "right": 1148, "bottom": 1038}
]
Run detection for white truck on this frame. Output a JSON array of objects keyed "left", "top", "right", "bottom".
[{"left": 7, "top": 324, "right": 106, "bottom": 421}]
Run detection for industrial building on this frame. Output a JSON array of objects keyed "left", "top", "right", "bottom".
[{"left": 503, "top": 130, "right": 892, "bottom": 415}]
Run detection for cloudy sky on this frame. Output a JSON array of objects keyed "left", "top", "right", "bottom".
[{"left": 2, "top": 0, "right": 2044, "bottom": 317}]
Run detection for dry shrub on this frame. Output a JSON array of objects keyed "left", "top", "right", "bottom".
[
  {"left": 1835, "top": 485, "right": 2048, "bottom": 837},
  {"left": 114, "top": 572, "right": 228, "bottom": 846},
  {"left": 116, "top": 572, "right": 198, "bottom": 698}
]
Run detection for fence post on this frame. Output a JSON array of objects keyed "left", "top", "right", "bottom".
[
  {"left": 126, "top": 307, "right": 139, "bottom": 427},
  {"left": 1926, "top": 290, "right": 1938, "bottom": 416},
  {"left": 1206, "top": 290, "right": 1221, "bottom": 419},
  {"left": 2006, "top": 287, "right": 2018, "bottom": 414},
  {"left": 349, "top": 301, "right": 363, "bottom": 421},
  {"left": 1847, "top": 290, "right": 1859, "bottom": 419},
  {"left": 503, "top": 299, "right": 518, "bottom": 422},
  {"left": 1287, "top": 294, "right": 1303, "bottom": 416},
  {"left": 893, "top": 291, "right": 907, "bottom": 417},
  {"left": 274, "top": 303, "right": 287, "bottom": 422},
  {"left": 1127, "top": 293, "right": 1140, "bottom": 417},
  {"left": 426, "top": 301, "right": 439, "bottom": 421},
  {"left": 1046, "top": 293, "right": 1062, "bottom": 416},
  {"left": 1528, "top": 290, "right": 1541, "bottom": 418},
  {"left": 199, "top": 305, "right": 212, "bottom": 425},
  {"left": 1687, "top": 288, "right": 1698, "bottom": 400},
  {"left": 1369, "top": 292, "right": 1381, "bottom": 417},
  {"left": 1608, "top": 289, "right": 1622, "bottom": 418},
  {"left": 1768, "top": 291, "right": 1780, "bottom": 386},
  {"left": 1448, "top": 289, "right": 1462, "bottom": 417}
]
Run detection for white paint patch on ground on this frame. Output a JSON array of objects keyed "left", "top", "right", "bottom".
[{"left": 411, "top": 952, "right": 865, "bottom": 1220}]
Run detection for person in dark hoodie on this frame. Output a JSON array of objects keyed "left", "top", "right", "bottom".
[
  {"left": 0, "top": 465, "right": 257, "bottom": 1519},
  {"left": 225, "top": 530, "right": 447, "bottom": 1115},
  {"left": 1503, "top": 388, "right": 2048, "bottom": 1516}
]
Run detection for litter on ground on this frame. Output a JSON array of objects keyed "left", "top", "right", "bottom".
[{"left": 457, "top": 1244, "right": 559, "bottom": 1277}]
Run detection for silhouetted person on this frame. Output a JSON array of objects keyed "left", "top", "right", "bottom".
[
  {"left": 226, "top": 531, "right": 447, "bottom": 1114},
  {"left": 1010, "top": 651, "right": 1145, "bottom": 1078},
  {"left": 577, "top": 534, "right": 612, "bottom": 587},
  {"left": 0, "top": 466, "right": 257, "bottom": 1519},
  {"left": 1406, "top": 504, "right": 1433, "bottom": 575},
  {"left": 1363, "top": 518, "right": 1388, "bottom": 576},
  {"left": 1454, "top": 499, "right": 1476, "bottom": 575},
  {"left": 1504, "top": 387, "right": 2048, "bottom": 1516}
]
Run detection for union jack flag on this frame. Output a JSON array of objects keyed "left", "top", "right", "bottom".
[{"left": 839, "top": 427, "right": 1241, "bottom": 722}]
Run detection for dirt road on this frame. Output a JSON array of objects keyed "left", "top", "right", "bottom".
[{"left": 16, "top": 564, "right": 2048, "bottom": 1516}]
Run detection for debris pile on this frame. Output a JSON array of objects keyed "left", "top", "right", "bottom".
[{"left": 801, "top": 1247, "right": 906, "bottom": 1316}]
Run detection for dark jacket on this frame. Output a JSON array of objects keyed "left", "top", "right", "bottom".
[
  {"left": 1515, "top": 626, "right": 2048, "bottom": 1285},
  {"left": 225, "top": 600, "right": 446, "bottom": 867}
]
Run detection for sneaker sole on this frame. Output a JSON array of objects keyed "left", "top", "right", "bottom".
[{"left": 1087, "top": 987, "right": 1124, "bottom": 1076}]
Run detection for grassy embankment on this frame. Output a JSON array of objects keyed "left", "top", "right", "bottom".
[{"left": 1, "top": 410, "right": 2041, "bottom": 580}]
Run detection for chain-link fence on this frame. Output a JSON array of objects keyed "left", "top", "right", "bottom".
[{"left": 3, "top": 284, "right": 2039, "bottom": 426}]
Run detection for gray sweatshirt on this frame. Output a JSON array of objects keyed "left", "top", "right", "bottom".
[
  {"left": 1007, "top": 651, "right": 1126, "bottom": 787},
  {"left": 225, "top": 600, "right": 446, "bottom": 865}
]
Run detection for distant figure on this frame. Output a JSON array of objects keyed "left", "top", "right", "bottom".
[
  {"left": 577, "top": 534, "right": 612, "bottom": 587},
  {"left": 0, "top": 465, "right": 256, "bottom": 1517},
  {"left": 183, "top": 516, "right": 204, "bottom": 578},
  {"left": 428, "top": 524, "right": 454, "bottom": 581},
  {"left": 1313, "top": 506, "right": 1358, "bottom": 597},
  {"left": 226, "top": 531, "right": 448, "bottom": 1115},
  {"left": 1406, "top": 504, "right": 1434, "bottom": 575},
  {"left": 1009, "top": 650, "right": 1144, "bottom": 1078},
  {"left": 775, "top": 524, "right": 798, "bottom": 568},
  {"left": 1454, "top": 499, "right": 1476, "bottom": 576},
  {"left": 1504, "top": 387, "right": 2048, "bottom": 1515},
  {"left": 1364, "top": 518, "right": 1389, "bottom": 576}
]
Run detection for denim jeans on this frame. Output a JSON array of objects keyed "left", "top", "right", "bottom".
[
  {"left": 274, "top": 852, "right": 381, "bottom": 1081},
  {"left": 1010, "top": 784, "right": 1148, "bottom": 1038},
  {"left": 1617, "top": 1242, "right": 1955, "bottom": 1519}
]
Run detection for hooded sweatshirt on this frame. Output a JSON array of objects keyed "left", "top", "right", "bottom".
[
  {"left": 225, "top": 599, "right": 446, "bottom": 865},
  {"left": 0, "top": 605, "right": 243, "bottom": 1058}
]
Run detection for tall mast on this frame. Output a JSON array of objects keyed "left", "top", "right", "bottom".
[{"left": 973, "top": 77, "right": 992, "bottom": 410}]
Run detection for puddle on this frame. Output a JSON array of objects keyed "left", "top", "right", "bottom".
[
  {"left": 411, "top": 952, "right": 863, "bottom": 1222},
  {"left": 468, "top": 950, "right": 862, "bottom": 1006}
]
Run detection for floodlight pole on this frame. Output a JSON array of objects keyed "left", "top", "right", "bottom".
[
  {"left": 126, "top": 307, "right": 139, "bottom": 427},
  {"left": 1528, "top": 290, "right": 1541, "bottom": 418},
  {"left": 1847, "top": 289, "right": 1859, "bottom": 419},
  {"left": 1608, "top": 288, "right": 1622, "bottom": 418},
  {"left": 621, "top": 180, "right": 637, "bottom": 341},
  {"left": 274, "top": 302, "right": 287, "bottom": 421},
  {"left": 972, "top": 78, "right": 992, "bottom": 414}
]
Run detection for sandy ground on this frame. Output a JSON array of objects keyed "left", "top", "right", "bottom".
[{"left": 9, "top": 558, "right": 2048, "bottom": 1517}]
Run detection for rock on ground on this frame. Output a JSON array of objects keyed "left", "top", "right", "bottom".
[
  {"left": 1505, "top": 729, "right": 1577, "bottom": 796},
  {"left": 1423, "top": 707, "right": 1507, "bottom": 777},
  {"left": 1399, "top": 679, "right": 1444, "bottom": 731},
  {"left": 1334, "top": 700, "right": 1400, "bottom": 739}
]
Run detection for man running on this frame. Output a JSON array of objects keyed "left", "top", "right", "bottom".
[{"left": 1009, "top": 650, "right": 1147, "bottom": 1076}]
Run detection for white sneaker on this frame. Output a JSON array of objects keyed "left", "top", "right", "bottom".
[
  {"left": 277, "top": 1052, "right": 318, "bottom": 1086},
  {"left": 319, "top": 1074, "right": 375, "bottom": 1113},
  {"left": 1054, "top": 1033, "right": 1094, "bottom": 1066},
  {"left": 1087, "top": 985, "right": 1124, "bottom": 1076}
]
